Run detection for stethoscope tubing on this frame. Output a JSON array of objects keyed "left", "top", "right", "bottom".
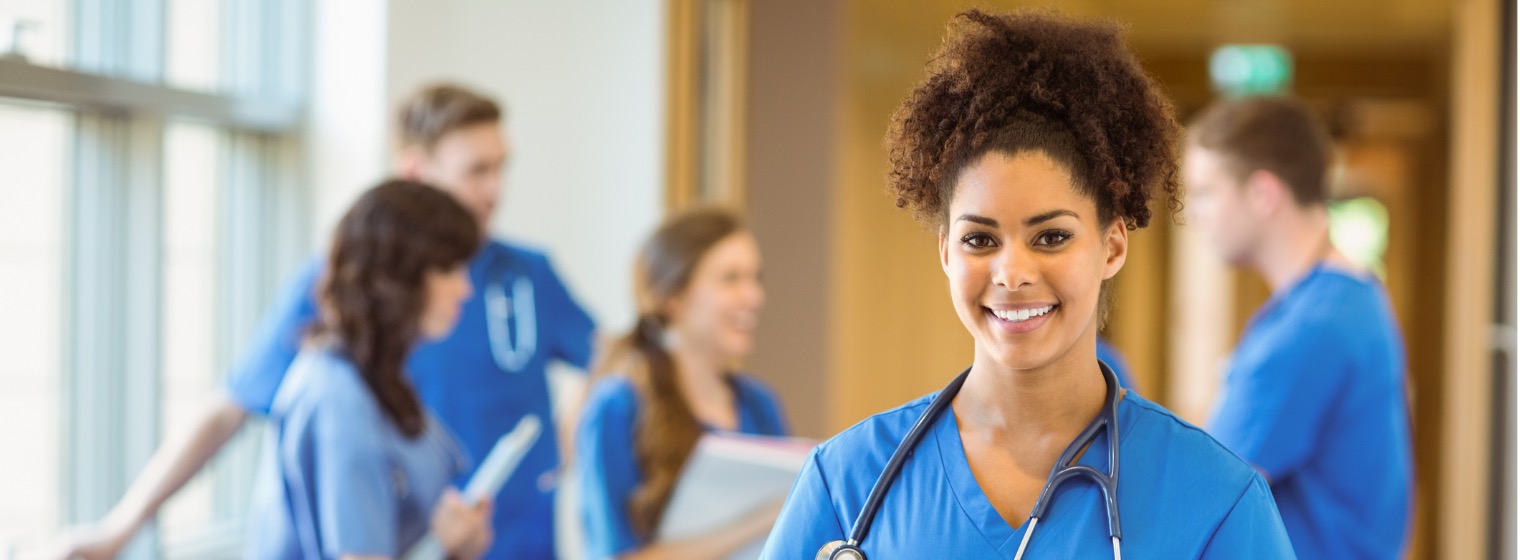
[{"left": 829, "top": 362, "right": 1123, "bottom": 560}]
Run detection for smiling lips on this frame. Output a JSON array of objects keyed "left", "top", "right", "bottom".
[
  {"left": 984, "top": 304, "right": 1057, "bottom": 334},
  {"left": 990, "top": 305, "right": 1054, "bottom": 323}
]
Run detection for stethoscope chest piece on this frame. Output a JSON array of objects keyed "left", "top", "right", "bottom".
[
  {"left": 484, "top": 255, "right": 537, "bottom": 373},
  {"left": 817, "top": 540, "right": 864, "bottom": 560}
]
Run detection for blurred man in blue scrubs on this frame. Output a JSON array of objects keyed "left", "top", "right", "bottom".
[
  {"left": 55, "top": 84, "right": 595, "bottom": 560},
  {"left": 1185, "top": 96, "right": 1412, "bottom": 559}
]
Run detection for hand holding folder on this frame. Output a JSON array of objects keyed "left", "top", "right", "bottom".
[
  {"left": 655, "top": 433, "right": 816, "bottom": 560},
  {"left": 404, "top": 415, "right": 543, "bottom": 560}
]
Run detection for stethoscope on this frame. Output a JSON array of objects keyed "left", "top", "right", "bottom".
[
  {"left": 818, "top": 361, "right": 1124, "bottom": 560},
  {"left": 483, "top": 250, "right": 536, "bottom": 372}
]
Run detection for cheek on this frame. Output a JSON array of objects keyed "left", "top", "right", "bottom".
[
  {"left": 944, "top": 252, "right": 981, "bottom": 295},
  {"left": 678, "top": 290, "right": 720, "bottom": 328}
]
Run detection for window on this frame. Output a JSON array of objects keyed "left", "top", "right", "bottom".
[
  {"left": 157, "top": 121, "right": 223, "bottom": 550},
  {"left": 0, "top": 1, "right": 308, "bottom": 558},
  {"left": 0, "top": 102, "right": 68, "bottom": 549},
  {"left": 165, "top": 0, "right": 222, "bottom": 92}
]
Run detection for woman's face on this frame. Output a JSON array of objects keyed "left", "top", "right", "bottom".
[
  {"left": 420, "top": 264, "right": 474, "bottom": 340},
  {"left": 666, "top": 232, "right": 765, "bottom": 364},
  {"left": 941, "top": 151, "right": 1127, "bottom": 373}
]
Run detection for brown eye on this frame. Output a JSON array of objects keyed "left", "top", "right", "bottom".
[
  {"left": 960, "top": 232, "right": 998, "bottom": 249},
  {"left": 1034, "top": 230, "right": 1073, "bottom": 247}
]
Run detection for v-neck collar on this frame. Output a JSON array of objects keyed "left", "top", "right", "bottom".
[
  {"left": 697, "top": 375, "right": 759, "bottom": 434},
  {"left": 931, "top": 393, "right": 1135, "bottom": 556}
]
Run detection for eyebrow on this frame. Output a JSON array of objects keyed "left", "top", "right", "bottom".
[
  {"left": 954, "top": 209, "right": 1078, "bottom": 228},
  {"left": 1023, "top": 209, "right": 1079, "bottom": 227}
]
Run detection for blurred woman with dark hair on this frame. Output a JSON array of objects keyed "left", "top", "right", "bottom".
[
  {"left": 576, "top": 207, "right": 790, "bottom": 559},
  {"left": 246, "top": 179, "right": 493, "bottom": 559}
]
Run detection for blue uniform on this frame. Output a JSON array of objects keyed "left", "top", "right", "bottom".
[
  {"left": 576, "top": 374, "right": 789, "bottom": 559},
  {"left": 1096, "top": 338, "right": 1136, "bottom": 390},
  {"left": 247, "top": 347, "right": 469, "bottom": 559},
  {"left": 761, "top": 387, "right": 1295, "bottom": 559},
  {"left": 229, "top": 240, "right": 596, "bottom": 560},
  {"left": 1208, "top": 263, "right": 1412, "bottom": 559}
]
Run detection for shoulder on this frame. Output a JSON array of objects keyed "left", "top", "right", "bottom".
[
  {"left": 730, "top": 373, "right": 783, "bottom": 406},
  {"left": 1248, "top": 270, "right": 1398, "bottom": 363},
  {"left": 811, "top": 393, "right": 938, "bottom": 478},
  {"left": 582, "top": 374, "right": 641, "bottom": 422},
  {"left": 1290, "top": 269, "right": 1394, "bottom": 328},
  {"left": 1121, "top": 393, "right": 1260, "bottom": 488},
  {"left": 296, "top": 254, "right": 326, "bottom": 279},
  {"left": 486, "top": 238, "right": 552, "bottom": 268},
  {"left": 274, "top": 348, "right": 383, "bottom": 422},
  {"left": 275, "top": 256, "right": 326, "bottom": 302}
]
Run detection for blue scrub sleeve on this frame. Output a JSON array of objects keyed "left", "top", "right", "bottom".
[
  {"left": 226, "top": 258, "right": 323, "bottom": 415},
  {"left": 540, "top": 254, "right": 597, "bottom": 370},
  {"left": 307, "top": 394, "right": 399, "bottom": 558},
  {"left": 576, "top": 381, "right": 643, "bottom": 559},
  {"left": 1208, "top": 327, "right": 1345, "bottom": 480},
  {"left": 758, "top": 449, "right": 846, "bottom": 560},
  {"left": 1200, "top": 476, "right": 1297, "bottom": 558}
]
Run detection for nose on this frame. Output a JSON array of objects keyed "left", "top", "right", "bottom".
[{"left": 991, "top": 245, "right": 1037, "bottom": 291}]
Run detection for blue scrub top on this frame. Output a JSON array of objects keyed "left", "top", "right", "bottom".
[
  {"left": 761, "top": 386, "right": 1294, "bottom": 559},
  {"left": 228, "top": 240, "right": 597, "bottom": 560},
  {"left": 576, "top": 373, "right": 789, "bottom": 560},
  {"left": 1096, "top": 337, "right": 1136, "bottom": 391},
  {"left": 247, "top": 347, "right": 469, "bottom": 559},
  {"left": 1207, "top": 263, "right": 1412, "bottom": 559}
]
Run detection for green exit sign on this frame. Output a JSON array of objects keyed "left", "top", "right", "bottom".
[{"left": 1210, "top": 45, "right": 1293, "bottom": 95}]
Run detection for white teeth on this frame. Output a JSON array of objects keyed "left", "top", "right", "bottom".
[{"left": 992, "top": 305, "right": 1054, "bottom": 323}]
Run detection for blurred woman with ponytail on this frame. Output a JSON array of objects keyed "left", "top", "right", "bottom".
[{"left": 575, "top": 207, "right": 790, "bottom": 559}]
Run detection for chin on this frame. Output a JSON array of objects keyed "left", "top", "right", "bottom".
[
  {"left": 422, "top": 320, "right": 459, "bottom": 341},
  {"left": 982, "top": 340, "right": 1059, "bottom": 372},
  {"left": 721, "top": 337, "right": 753, "bottom": 364}
]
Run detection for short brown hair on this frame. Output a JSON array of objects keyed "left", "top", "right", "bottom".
[
  {"left": 396, "top": 83, "right": 503, "bottom": 150},
  {"left": 1187, "top": 96, "right": 1333, "bottom": 206},
  {"left": 886, "top": 9, "right": 1183, "bottom": 231}
]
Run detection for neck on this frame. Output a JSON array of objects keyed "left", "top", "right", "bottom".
[
  {"left": 669, "top": 340, "right": 729, "bottom": 398},
  {"left": 954, "top": 335, "right": 1107, "bottom": 439},
  {"left": 1253, "top": 206, "right": 1332, "bottom": 293}
]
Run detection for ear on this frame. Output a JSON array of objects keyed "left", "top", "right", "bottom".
[
  {"left": 1244, "top": 170, "right": 1288, "bottom": 217},
  {"left": 661, "top": 292, "right": 685, "bottom": 329},
  {"left": 396, "top": 145, "right": 428, "bottom": 180},
  {"left": 939, "top": 227, "right": 952, "bottom": 275},
  {"left": 1102, "top": 218, "right": 1129, "bottom": 280}
]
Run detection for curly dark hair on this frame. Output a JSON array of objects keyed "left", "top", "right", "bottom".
[
  {"left": 886, "top": 9, "right": 1182, "bottom": 230},
  {"left": 315, "top": 179, "right": 481, "bottom": 437}
]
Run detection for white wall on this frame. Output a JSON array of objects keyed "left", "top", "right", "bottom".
[
  {"left": 308, "top": 0, "right": 666, "bottom": 333},
  {"left": 306, "top": 0, "right": 390, "bottom": 256},
  {"left": 384, "top": 0, "right": 666, "bottom": 334}
]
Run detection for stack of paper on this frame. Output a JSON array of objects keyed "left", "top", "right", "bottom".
[{"left": 656, "top": 433, "right": 817, "bottom": 560}]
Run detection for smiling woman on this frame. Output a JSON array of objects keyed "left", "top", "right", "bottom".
[
  {"left": 575, "top": 207, "right": 791, "bottom": 560},
  {"left": 762, "top": 9, "right": 1295, "bottom": 560}
]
